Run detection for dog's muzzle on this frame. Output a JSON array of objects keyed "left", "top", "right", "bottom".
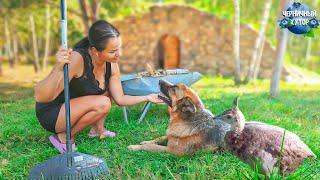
[{"left": 158, "top": 80, "right": 173, "bottom": 107}]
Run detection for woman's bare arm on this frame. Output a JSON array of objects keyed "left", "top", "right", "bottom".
[
  {"left": 34, "top": 49, "right": 83, "bottom": 103},
  {"left": 108, "top": 63, "right": 148, "bottom": 106}
]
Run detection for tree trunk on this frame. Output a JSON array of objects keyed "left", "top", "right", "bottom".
[
  {"left": 304, "top": 38, "right": 312, "bottom": 66},
  {"left": 42, "top": 0, "right": 51, "bottom": 70},
  {"left": 253, "top": 36, "right": 265, "bottom": 80},
  {"left": 4, "top": 18, "right": 14, "bottom": 68},
  {"left": 275, "top": 0, "right": 288, "bottom": 40},
  {"left": 270, "top": 0, "right": 289, "bottom": 98},
  {"left": 233, "top": 0, "right": 241, "bottom": 85},
  {"left": 90, "top": 0, "right": 100, "bottom": 22},
  {"left": 29, "top": 15, "right": 40, "bottom": 73},
  {"left": 0, "top": 48, "right": 3, "bottom": 76},
  {"left": 79, "top": 0, "right": 90, "bottom": 33},
  {"left": 49, "top": 2, "right": 94, "bottom": 23},
  {"left": 20, "top": 41, "right": 33, "bottom": 63},
  {"left": 270, "top": 30, "right": 288, "bottom": 98},
  {"left": 245, "top": 0, "right": 272, "bottom": 83},
  {"left": 303, "top": 0, "right": 318, "bottom": 66},
  {"left": 13, "top": 31, "right": 19, "bottom": 63}
]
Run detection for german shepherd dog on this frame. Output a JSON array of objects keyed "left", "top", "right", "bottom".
[{"left": 128, "top": 80, "right": 230, "bottom": 155}]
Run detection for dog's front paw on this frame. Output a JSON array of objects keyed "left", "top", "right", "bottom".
[
  {"left": 140, "top": 140, "right": 154, "bottom": 145},
  {"left": 128, "top": 145, "right": 141, "bottom": 151}
]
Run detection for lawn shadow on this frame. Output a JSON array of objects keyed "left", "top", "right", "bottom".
[{"left": 0, "top": 82, "right": 34, "bottom": 103}]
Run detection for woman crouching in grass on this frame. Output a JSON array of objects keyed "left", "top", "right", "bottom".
[{"left": 34, "top": 20, "right": 163, "bottom": 153}]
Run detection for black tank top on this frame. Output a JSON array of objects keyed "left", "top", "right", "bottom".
[{"left": 36, "top": 47, "right": 112, "bottom": 107}]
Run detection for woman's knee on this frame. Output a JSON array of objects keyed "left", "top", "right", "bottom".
[{"left": 94, "top": 96, "right": 111, "bottom": 115}]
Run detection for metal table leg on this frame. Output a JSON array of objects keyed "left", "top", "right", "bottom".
[
  {"left": 140, "top": 102, "right": 149, "bottom": 113},
  {"left": 138, "top": 102, "right": 152, "bottom": 123},
  {"left": 123, "top": 107, "right": 128, "bottom": 124}
]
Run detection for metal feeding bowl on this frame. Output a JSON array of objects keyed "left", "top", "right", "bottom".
[{"left": 120, "top": 69, "right": 202, "bottom": 96}]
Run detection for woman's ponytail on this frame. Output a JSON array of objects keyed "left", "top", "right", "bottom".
[{"left": 74, "top": 37, "right": 90, "bottom": 48}]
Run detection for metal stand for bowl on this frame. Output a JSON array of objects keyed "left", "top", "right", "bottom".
[{"left": 122, "top": 102, "right": 151, "bottom": 123}]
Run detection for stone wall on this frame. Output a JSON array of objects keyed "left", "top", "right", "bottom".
[{"left": 112, "top": 4, "right": 288, "bottom": 78}]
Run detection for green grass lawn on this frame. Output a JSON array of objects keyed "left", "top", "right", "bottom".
[{"left": 0, "top": 67, "right": 320, "bottom": 179}]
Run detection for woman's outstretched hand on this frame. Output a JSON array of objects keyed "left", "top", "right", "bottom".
[
  {"left": 146, "top": 94, "right": 163, "bottom": 104},
  {"left": 56, "top": 47, "right": 73, "bottom": 70}
]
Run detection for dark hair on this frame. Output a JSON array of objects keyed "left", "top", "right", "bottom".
[{"left": 74, "top": 20, "right": 120, "bottom": 51}]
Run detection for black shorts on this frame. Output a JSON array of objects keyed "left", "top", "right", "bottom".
[{"left": 36, "top": 101, "right": 63, "bottom": 133}]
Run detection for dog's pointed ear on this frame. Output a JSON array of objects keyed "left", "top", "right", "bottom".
[
  {"left": 175, "top": 87, "right": 185, "bottom": 100},
  {"left": 178, "top": 97, "right": 197, "bottom": 113},
  {"left": 181, "top": 103, "right": 197, "bottom": 113}
]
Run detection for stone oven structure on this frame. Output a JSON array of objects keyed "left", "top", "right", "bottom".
[{"left": 113, "top": 4, "right": 288, "bottom": 78}]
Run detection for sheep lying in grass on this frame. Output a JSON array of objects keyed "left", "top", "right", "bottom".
[{"left": 215, "top": 97, "right": 316, "bottom": 177}]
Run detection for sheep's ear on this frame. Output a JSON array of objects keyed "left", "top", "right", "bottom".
[{"left": 233, "top": 97, "right": 239, "bottom": 108}]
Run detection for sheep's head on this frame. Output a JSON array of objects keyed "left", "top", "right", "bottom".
[{"left": 215, "top": 97, "right": 245, "bottom": 133}]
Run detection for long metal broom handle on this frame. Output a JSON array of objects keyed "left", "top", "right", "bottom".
[{"left": 60, "top": 0, "right": 72, "bottom": 154}]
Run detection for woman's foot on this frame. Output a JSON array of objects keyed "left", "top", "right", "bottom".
[
  {"left": 57, "top": 132, "right": 75, "bottom": 144},
  {"left": 88, "top": 128, "right": 116, "bottom": 139},
  {"left": 49, "top": 135, "right": 76, "bottom": 153}
]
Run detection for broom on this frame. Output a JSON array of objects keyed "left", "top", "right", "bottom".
[{"left": 28, "top": 0, "right": 109, "bottom": 179}]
